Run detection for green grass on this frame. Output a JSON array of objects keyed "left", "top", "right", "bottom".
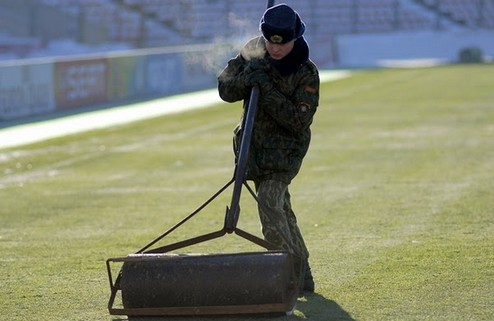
[{"left": 1, "top": 64, "right": 493, "bottom": 321}]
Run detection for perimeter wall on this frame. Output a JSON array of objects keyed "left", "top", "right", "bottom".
[{"left": 0, "top": 44, "right": 221, "bottom": 120}]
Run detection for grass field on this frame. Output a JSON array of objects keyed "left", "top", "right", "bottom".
[{"left": 1, "top": 64, "right": 493, "bottom": 321}]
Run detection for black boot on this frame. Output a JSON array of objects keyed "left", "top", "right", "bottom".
[{"left": 303, "top": 262, "right": 314, "bottom": 292}]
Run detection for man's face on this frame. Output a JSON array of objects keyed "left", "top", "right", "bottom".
[{"left": 265, "top": 39, "right": 295, "bottom": 60}]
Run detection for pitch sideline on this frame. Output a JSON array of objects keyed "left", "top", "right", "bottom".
[{"left": 0, "top": 70, "right": 350, "bottom": 149}]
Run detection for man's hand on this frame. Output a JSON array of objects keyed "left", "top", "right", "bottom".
[
  {"left": 245, "top": 58, "right": 267, "bottom": 73},
  {"left": 244, "top": 61, "right": 272, "bottom": 92},
  {"left": 248, "top": 69, "right": 271, "bottom": 87}
]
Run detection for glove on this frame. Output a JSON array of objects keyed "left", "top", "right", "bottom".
[
  {"left": 245, "top": 67, "right": 272, "bottom": 92},
  {"left": 245, "top": 58, "right": 267, "bottom": 73}
]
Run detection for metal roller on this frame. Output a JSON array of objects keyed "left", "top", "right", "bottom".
[{"left": 118, "top": 252, "right": 296, "bottom": 314}]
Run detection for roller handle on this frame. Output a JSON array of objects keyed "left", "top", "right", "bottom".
[
  {"left": 225, "top": 0, "right": 274, "bottom": 232},
  {"left": 225, "top": 86, "right": 259, "bottom": 233}
]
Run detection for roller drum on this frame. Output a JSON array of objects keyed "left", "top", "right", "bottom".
[{"left": 120, "top": 251, "right": 294, "bottom": 308}]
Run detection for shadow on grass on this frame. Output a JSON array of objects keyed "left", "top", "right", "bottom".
[
  {"left": 297, "top": 292, "right": 356, "bottom": 321},
  {"left": 112, "top": 292, "right": 355, "bottom": 321}
]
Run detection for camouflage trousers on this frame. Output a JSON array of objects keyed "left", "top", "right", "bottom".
[{"left": 254, "top": 179, "right": 310, "bottom": 260}]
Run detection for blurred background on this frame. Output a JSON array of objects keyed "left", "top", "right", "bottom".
[{"left": 0, "top": 0, "right": 493, "bottom": 121}]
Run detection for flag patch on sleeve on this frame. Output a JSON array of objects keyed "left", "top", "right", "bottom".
[{"left": 305, "top": 86, "right": 317, "bottom": 93}]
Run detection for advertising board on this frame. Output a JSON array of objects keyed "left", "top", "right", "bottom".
[{"left": 0, "top": 62, "right": 55, "bottom": 120}]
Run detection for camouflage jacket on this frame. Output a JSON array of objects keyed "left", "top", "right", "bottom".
[{"left": 218, "top": 36, "right": 320, "bottom": 183}]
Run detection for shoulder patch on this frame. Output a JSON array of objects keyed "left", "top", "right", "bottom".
[{"left": 305, "top": 86, "right": 317, "bottom": 93}]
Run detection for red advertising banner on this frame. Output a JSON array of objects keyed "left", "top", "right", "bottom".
[{"left": 54, "top": 58, "right": 108, "bottom": 109}]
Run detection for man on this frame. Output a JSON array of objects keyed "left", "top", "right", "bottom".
[{"left": 217, "top": 3, "right": 319, "bottom": 292}]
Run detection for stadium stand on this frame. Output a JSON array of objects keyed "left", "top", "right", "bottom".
[
  {"left": 0, "top": 0, "right": 493, "bottom": 60},
  {"left": 414, "top": 0, "right": 494, "bottom": 28}
]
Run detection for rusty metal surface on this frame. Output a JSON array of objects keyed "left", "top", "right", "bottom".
[{"left": 107, "top": 251, "right": 298, "bottom": 316}]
